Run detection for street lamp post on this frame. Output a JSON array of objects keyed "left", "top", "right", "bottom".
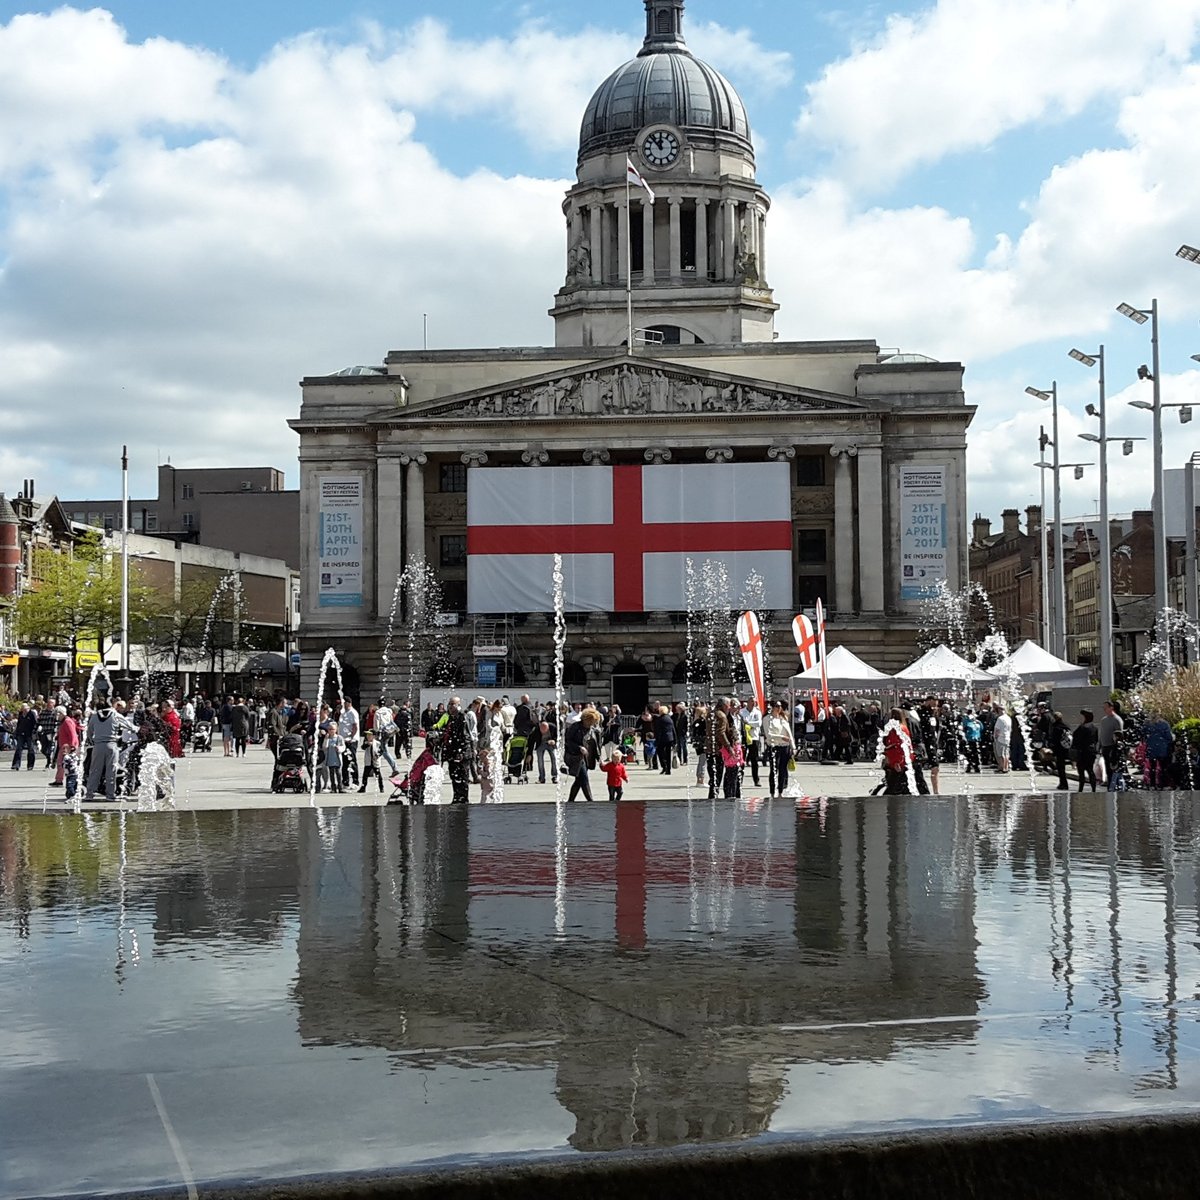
[
  {"left": 1027, "top": 383, "right": 1066, "bottom": 656},
  {"left": 1185, "top": 452, "right": 1200, "bottom": 627},
  {"left": 1037, "top": 428, "right": 1050, "bottom": 648},
  {"left": 1071, "top": 345, "right": 1141, "bottom": 691},
  {"left": 1118, "top": 300, "right": 1166, "bottom": 622},
  {"left": 120, "top": 445, "right": 129, "bottom": 681}
]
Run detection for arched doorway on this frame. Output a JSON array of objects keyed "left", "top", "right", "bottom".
[{"left": 611, "top": 659, "right": 648, "bottom": 715}]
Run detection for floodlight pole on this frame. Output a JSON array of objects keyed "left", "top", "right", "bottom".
[
  {"left": 1186, "top": 454, "right": 1200, "bottom": 628},
  {"left": 120, "top": 445, "right": 129, "bottom": 677},
  {"left": 1038, "top": 434, "right": 1050, "bottom": 648},
  {"left": 1050, "top": 382, "right": 1066, "bottom": 658},
  {"left": 1095, "top": 348, "right": 1113, "bottom": 691},
  {"left": 1150, "top": 300, "right": 1166, "bottom": 623}
]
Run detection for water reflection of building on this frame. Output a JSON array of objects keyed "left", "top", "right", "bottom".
[{"left": 293, "top": 801, "right": 983, "bottom": 1152}]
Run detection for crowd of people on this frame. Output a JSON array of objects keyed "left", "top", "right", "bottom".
[{"left": 5, "top": 681, "right": 1197, "bottom": 804}]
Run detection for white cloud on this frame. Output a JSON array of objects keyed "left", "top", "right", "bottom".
[
  {"left": 796, "top": 0, "right": 1200, "bottom": 188},
  {"left": 688, "top": 21, "right": 793, "bottom": 92}
]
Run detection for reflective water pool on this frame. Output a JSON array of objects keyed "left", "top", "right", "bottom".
[{"left": 3, "top": 795, "right": 1200, "bottom": 1197}]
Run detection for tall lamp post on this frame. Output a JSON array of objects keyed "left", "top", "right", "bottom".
[
  {"left": 1036, "top": 428, "right": 1051, "bottom": 648},
  {"left": 1185, "top": 451, "right": 1200, "bottom": 627},
  {"left": 1026, "top": 383, "right": 1066, "bottom": 656},
  {"left": 1070, "top": 346, "right": 1144, "bottom": 690},
  {"left": 1117, "top": 300, "right": 1165, "bottom": 621}
]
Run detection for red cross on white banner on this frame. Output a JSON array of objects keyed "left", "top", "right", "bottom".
[
  {"left": 736, "top": 609, "right": 766, "bottom": 716},
  {"left": 792, "top": 614, "right": 820, "bottom": 669},
  {"left": 467, "top": 464, "right": 793, "bottom": 611}
]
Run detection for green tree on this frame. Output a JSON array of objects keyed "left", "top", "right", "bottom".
[
  {"left": 142, "top": 575, "right": 223, "bottom": 677},
  {"left": 14, "top": 534, "right": 160, "bottom": 674}
]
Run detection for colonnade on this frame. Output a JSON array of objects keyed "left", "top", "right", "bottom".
[{"left": 574, "top": 194, "right": 767, "bottom": 286}]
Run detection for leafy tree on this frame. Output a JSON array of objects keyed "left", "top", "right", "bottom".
[
  {"left": 14, "top": 534, "right": 161, "bottom": 675},
  {"left": 142, "top": 575, "right": 225, "bottom": 677}
]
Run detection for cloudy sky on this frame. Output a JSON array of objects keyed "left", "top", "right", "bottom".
[{"left": 1, "top": 0, "right": 1199, "bottom": 524}]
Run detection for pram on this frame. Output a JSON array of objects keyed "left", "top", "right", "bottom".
[
  {"left": 389, "top": 741, "right": 440, "bottom": 804},
  {"left": 504, "top": 734, "right": 530, "bottom": 784},
  {"left": 272, "top": 733, "right": 308, "bottom": 793},
  {"left": 192, "top": 721, "right": 213, "bottom": 753}
]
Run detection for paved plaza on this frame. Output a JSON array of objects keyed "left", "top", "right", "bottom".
[{"left": 0, "top": 741, "right": 1052, "bottom": 810}]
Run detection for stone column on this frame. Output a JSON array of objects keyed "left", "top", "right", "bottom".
[
  {"left": 617, "top": 198, "right": 629, "bottom": 285},
  {"left": 669, "top": 197, "right": 682, "bottom": 281},
  {"left": 600, "top": 206, "right": 611, "bottom": 282},
  {"left": 857, "top": 446, "right": 885, "bottom": 614},
  {"left": 830, "top": 443, "right": 857, "bottom": 616},
  {"left": 588, "top": 204, "right": 602, "bottom": 283},
  {"left": 641, "top": 198, "right": 655, "bottom": 284},
  {"left": 400, "top": 452, "right": 427, "bottom": 574},
  {"left": 376, "top": 455, "right": 405, "bottom": 614},
  {"left": 696, "top": 200, "right": 709, "bottom": 280},
  {"left": 722, "top": 199, "right": 736, "bottom": 280},
  {"left": 757, "top": 209, "right": 767, "bottom": 283}
]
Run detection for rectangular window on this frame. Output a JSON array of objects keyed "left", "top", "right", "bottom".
[
  {"left": 440, "top": 534, "right": 466, "bottom": 568},
  {"left": 441, "top": 580, "right": 467, "bottom": 611},
  {"left": 796, "top": 575, "right": 827, "bottom": 608},
  {"left": 439, "top": 463, "right": 467, "bottom": 493},
  {"left": 132, "top": 510, "right": 145, "bottom": 532},
  {"left": 181, "top": 483, "right": 194, "bottom": 500},
  {"left": 797, "top": 529, "right": 827, "bottom": 564},
  {"left": 181, "top": 513, "right": 195, "bottom": 530},
  {"left": 103, "top": 517, "right": 114, "bottom": 535},
  {"left": 145, "top": 514, "right": 159, "bottom": 532},
  {"left": 796, "top": 456, "right": 826, "bottom": 487}
]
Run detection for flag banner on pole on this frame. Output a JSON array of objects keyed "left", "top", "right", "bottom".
[
  {"left": 792, "top": 614, "right": 820, "bottom": 670},
  {"left": 626, "top": 157, "right": 656, "bottom": 204},
  {"left": 737, "top": 610, "right": 766, "bottom": 716},
  {"left": 815, "top": 597, "right": 830, "bottom": 712},
  {"left": 467, "top": 463, "right": 792, "bottom": 613}
]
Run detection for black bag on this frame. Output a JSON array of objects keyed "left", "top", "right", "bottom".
[{"left": 1058, "top": 728, "right": 1072, "bottom": 754}]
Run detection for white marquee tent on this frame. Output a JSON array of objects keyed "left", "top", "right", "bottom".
[
  {"left": 788, "top": 645, "right": 894, "bottom": 692},
  {"left": 893, "top": 644, "right": 996, "bottom": 692},
  {"left": 992, "top": 640, "right": 1089, "bottom": 688}
]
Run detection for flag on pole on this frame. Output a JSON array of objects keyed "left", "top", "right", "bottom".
[
  {"left": 626, "top": 157, "right": 656, "bottom": 204},
  {"left": 792, "top": 614, "right": 820, "bottom": 670},
  {"left": 737, "top": 610, "right": 766, "bottom": 717},
  {"left": 815, "top": 598, "right": 830, "bottom": 713}
]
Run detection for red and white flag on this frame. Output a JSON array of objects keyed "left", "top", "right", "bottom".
[
  {"left": 792, "top": 614, "right": 820, "bottom": 670},
  {"left": 737, "top": 610, "right": 766, "bottom": 716},
  {"left": 467, "top": 463, "right": 792, "bottom": 613},
  {"left": 626, "top": 157, "right": 656, "bottom": 204},
  {"left": 815, "top": 598, "right": 830, "bottom": 712}
]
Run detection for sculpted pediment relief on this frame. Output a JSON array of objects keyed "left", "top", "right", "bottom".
[{"left": 372, "top": 358, "right": 866, "bottom": 424}]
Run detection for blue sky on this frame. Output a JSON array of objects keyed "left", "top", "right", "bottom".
[{"left": 0, "top": 0, "right": 1198, "bottom": 524}]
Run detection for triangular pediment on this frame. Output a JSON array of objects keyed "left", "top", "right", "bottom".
[{"left": 367, "top": 356, "right": 870, "bottom": 424}]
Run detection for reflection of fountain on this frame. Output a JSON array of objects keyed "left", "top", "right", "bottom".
[
  {"left": 380, "top": 560, "right": 448, "bottom": 705},
  {"left": 552, "top": 553, "right": 567, "bottom": 935}
]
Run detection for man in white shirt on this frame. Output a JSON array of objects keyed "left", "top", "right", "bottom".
[
  {"left": 740, "top": 699, "right": 763, "bottom": 786},
  {"left": 992, "top": 705, "right": 1012, "bottom": 773},
  {"left": 338, "top": 698, "right": 360, "bottom": 787}
]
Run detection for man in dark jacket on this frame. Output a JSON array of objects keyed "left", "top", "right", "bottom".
[
  {"left": 653, "top": 703, "right": 676, "bottom": 775},
  {"left": 442, "top": 697, "right": 471, "bottom": 804},
  {"left": 11, "top": 703, "right": 38, "bottom": 770}
]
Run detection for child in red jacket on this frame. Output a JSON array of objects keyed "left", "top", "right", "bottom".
[{"left": 601, "top": 750, "right": 628, "bottom": 802}]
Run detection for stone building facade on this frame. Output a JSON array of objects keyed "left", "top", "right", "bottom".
[{"left": 291, "top": 1, "right": 974, "bottom": 707}]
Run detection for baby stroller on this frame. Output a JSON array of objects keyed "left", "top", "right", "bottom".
[
  {"left": 504, "top": 734, "right": 530, "bottom": 784},
  {"left": 192, "top": 721, "right": 213, "bottom": 753},
  {"left": 389, "top": 735, "right": 440, "bottom": 805},
  {"left": 272, "top": 733, "right": 308, "bottom": 794}
]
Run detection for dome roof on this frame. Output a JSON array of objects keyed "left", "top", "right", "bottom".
[{"left": 579, "top": 3, "right": 751, "bottom": 161}]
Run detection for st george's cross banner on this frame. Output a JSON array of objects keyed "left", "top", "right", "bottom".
[{"left": 466, "top": 463, "right": 793, "bottom": 613}]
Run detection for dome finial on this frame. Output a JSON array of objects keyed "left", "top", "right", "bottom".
[{"left": 640, "top": 0, "right": 687, "bottom": 55}]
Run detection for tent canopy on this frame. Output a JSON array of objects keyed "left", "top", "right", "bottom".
[
  {"left": 993, "top": 640, "right": 1089, "bottom": 688},
  {"left": 789, "top": 645, "right": 894, "bottom": 692},
  {"left": 893, "top": 644, "right": 995, "bottom": 691}
]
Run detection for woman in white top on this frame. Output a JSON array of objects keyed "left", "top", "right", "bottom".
[{"left": 763, "top": 701, "right": 797, "bottom": 797}]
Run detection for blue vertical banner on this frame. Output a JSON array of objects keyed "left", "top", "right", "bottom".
[
  {"left": 317, "top": 474, "right": 364, "bottom": 607},
  {"left": 899, "top": 464, "right": 948, "bottom": 601}
]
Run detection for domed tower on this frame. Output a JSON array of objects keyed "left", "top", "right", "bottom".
[{"left": 551, "top": 0, "right": 777, "bottom": 347}]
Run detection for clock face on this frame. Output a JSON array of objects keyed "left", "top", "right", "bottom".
[{"left": 641, "top": 128, "right": 681, "bottom": 168}]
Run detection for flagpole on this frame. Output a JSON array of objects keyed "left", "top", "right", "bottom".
[{"left": 626, "top": 167, "right": 634, "bottom": 353}]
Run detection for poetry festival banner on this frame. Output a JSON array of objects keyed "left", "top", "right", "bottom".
[
  {"left": 317, "top": 474, "right": 364, "bottom": 608},
  {"left": 899, "top": 464, "right": 948, "bottom": 601},
  {"left": 466, "top": 463, "right": 793, "bottom": 613}
]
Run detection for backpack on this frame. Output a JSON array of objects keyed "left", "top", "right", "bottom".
[{"left": 1058, "top": 727, "right": 1072, "bottom": 754}]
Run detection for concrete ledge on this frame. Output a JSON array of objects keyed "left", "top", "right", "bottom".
[{"left": 84, "top": 1114, "right": 1200, "bottom": 1200}]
